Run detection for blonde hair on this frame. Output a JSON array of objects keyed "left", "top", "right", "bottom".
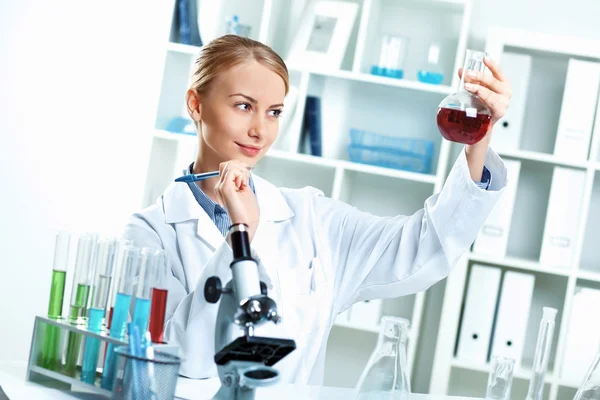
[{"left": 190, "top": 34, "right": 289, "bottom": 95}]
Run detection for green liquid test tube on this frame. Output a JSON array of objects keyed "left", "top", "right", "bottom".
[
  {"left": 63, "top": 233, "right": 98, "bottom": 377},
  {"left": 39, "top": 231, "right": 70, "bottom": 371}
]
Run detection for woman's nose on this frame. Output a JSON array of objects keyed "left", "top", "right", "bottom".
[{"left": 249, "top": 116, "right": 265, "bottom": 138}]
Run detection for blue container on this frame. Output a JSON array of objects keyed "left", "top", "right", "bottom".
[
  {"left": 417, "top": 70, "right": 444, "bottom": 85},
  {"left": 348, "top": 129, "right": 434, "bottom": 174},
  {"left": 370, "top": 65, "right": 404, "bottom": 80}
]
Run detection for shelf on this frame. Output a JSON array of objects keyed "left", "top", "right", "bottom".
[
  {"left": 451, "top": 359, "right": 554, "bottom": 383},
  {"left": 153, "top": 131, "right": 438, "bottom": 185},
  {"left": 576, "top": 269, "right": 600, "bottom": 283},
  {"left": 496, "top": 149, "right": 589, "bottom": 169},
  {"left": 468, "top": 252, "right": 572, "bottom": 277},
  {"left": 166, "top": 41, "right": 202, "bottom": 55},
  {"left": 558, "top": 377, "right": 582, "bottom": 389},
  {"left": 304, "top": 67, "right": 454, "bottom": 95},
  {"left": 333, "top": 319, "right": 379, "bottom": 334},
  {"left": 164, "top": 40, "right": 453, "bottom": 96},
  {"left": 267, "top": 150, "right": 437, "bottom": 184}
]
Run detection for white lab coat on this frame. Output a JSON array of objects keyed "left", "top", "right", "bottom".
[{"left": 123, "top": 148, "right": 507, "bottom": 385}]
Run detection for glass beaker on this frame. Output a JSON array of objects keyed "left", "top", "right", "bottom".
[
  {"left": 356, "top": 316, "right": 411, "bottom": 399},
  {"left": 436, "top": 49, "right": 492, "bottom": 144},
  {"left": 371, "top": 35, "right": 408, "bottom": 79},
  {"left": 485, "top": 356, "right": 515, "bottom": 400},
  {"left": 574, "top": 350, "right": 600, "bottom": 400}
]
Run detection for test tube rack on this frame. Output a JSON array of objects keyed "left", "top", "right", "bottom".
[{"left": 26, "top": 316, "right": 178, "bottom": 397}]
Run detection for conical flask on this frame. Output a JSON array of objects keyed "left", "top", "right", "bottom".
[
  {"left": 574, "top": 350, "right": 600, "bottom": 400},
  {"left": 356, "top": 316, "right": 411, "bottom": 399}
]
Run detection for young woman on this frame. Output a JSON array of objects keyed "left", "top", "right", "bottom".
[{"left": 124, "top": 34, "right": 511, "bottom": 384}]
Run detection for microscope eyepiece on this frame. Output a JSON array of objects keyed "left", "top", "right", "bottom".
[{"left": 228, "top": 223, "right": 252, "bottom": 261}]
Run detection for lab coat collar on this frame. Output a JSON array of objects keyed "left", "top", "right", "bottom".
[{"left": 161, "top": 172, "right": 294, "bottom": 247}]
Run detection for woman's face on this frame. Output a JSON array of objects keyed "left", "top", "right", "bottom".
[{"left": 195, "top": 60, "right": 286, "bottom": 168}]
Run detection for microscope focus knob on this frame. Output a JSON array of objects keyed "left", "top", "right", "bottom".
[
  {"left": 204, "top": 276, "right": 222, "bottom": 303},
  {"left": 247, "top": 299, "right": 262, "bottom": 319}
]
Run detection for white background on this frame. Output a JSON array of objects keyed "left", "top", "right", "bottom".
[{"left": 1, "top": 0, "right": 599, "bottom": 366}]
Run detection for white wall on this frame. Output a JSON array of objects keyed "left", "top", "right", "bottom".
[
  {"left": 0, "top": 0, "right": 171, "bottom": 361},
  {"left": 468, "top": 0, "right": 600, "bottom": 49}
]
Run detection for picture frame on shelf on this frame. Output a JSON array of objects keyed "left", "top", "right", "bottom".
[{"left": 286, "top": 0, "right": 359, "bottom": 71}]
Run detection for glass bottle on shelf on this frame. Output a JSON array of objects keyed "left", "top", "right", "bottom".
[
  {"left": 574, "top": 350, "right": 600, "bottom": 400},
  {"left": 436, "top": 49, "right": 492, "bottom": 144},
  {"left": 417, "top": 42, "right": 444, "bottom": 85},
  {"left": 355, "top": 316, "right": 411, "bottom": 399}
]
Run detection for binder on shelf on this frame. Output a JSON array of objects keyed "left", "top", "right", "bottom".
[
  {"left": 561, "top": 287, "right": 600, "bottom": 384},
  {"left": 492, "top": 53, "right": 532, "bottom": 152},
  {"left": 539, "top": 166, "right": 587, "bottom": 268},
  {"left": 456, "top": 264, "right": 502, "bottom": 365},
  {"left": 489, "top": 271, "right": 535, "bottom": 370},
  {"left": 348, "top": 299, "right": 383, "bottom": 329},
  {"left": 473, "top": 159, "right": 522, "bottom": 257},
  {"left": 553, "top": 59, "right": 600, "bottom": 161},
  {"left": 301, "top": 96, "right": 323, "bottom": 156}
]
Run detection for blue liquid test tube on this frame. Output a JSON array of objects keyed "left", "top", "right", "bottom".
[
  {"left": 104, "top": 239, "right": 132, "bottom": 330},
  {"left": 63, "top": 233, "right": 98, "bottom": 377},
  {"left": 80, "top": 237, "right": 117, "bottom": 384},
  {"left": 131, "top": 248, "right": 166, "bottom": 334},
  {"left": 100, "top": 246, "right": 140, "bottom": 390}
]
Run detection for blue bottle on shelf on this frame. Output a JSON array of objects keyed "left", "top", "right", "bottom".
[{"left": 417, "top": 43, "right": 444, "bottom": 85}]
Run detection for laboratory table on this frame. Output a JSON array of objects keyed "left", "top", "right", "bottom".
[{"left": 0, "top": 361, "right": 483, "bottom": 399}]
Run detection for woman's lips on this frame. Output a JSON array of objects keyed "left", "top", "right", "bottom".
[{"left": 236, "top": 143, "right": 262, "bottom": 157}]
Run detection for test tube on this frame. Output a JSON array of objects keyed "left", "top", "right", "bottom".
[
  {"left": 80, "top": 237, "right": 117, "bottom": 384},
  {"left": 131, "top": 248, "right": 166, "bottom": 335},
  {"left": 105, "top": 239, "right": 132, "bottom": 330},
  {"left": 101, "top": 246, "right": 140, "bottom": 390},
  {"left": 39, "top": 231, "right": 71, "bottom": 371},
  {"left": 525, "top": 307, "right": 557, "bottom": 400},
  {"left": 148, "top": 251, "right": 169, "bottom": 343},
  {"left": 63, "top": 233, "right": 99, "bottom": 377}
]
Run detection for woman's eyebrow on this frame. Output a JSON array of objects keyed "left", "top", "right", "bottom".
[{"left": 229, "top": 93, "right": 284, "bottom": 108}]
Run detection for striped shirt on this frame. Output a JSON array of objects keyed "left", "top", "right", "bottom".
[{"left": 186, "top": 163, "right": 256, "bottom": 236}]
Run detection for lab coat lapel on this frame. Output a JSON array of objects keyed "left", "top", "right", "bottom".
[
  {"left": 250, "top": 174, "right": 295, "bottom": 318},
  {"left": 162, "top": 182, "right": 223, "bottom": 250}
]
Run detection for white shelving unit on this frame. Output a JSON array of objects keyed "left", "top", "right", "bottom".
[
  {"left": 143, "top": 0, "right": 473, "bottom": 391},
  {"left": 430, "top": 27, "right": 600, "bottom": 400}
]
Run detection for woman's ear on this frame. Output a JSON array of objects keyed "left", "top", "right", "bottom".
[{"left": 186, "top": 89, "right": 202, "bottom": 121}]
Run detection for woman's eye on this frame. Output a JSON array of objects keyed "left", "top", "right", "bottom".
[
  {"left": 268, "top": 109, "right": 283, "bottom": 118},
  {"left": 236, "top": 103, "right": 251, "bottom": 111}
]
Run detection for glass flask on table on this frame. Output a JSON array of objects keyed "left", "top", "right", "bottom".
[
  {"left": 574, "top": 350, "right": 600, "bottom": 400},
  {"left": 355, "top": 316, "right": 411, "bottom": 399},
  {"left": 436, "top": 49, "right": 492, "bottom": 144}
]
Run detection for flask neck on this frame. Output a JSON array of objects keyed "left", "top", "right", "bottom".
[
  {"left": 376, "top": 317, "right": 409, "bottom": 351},
  {"left": 459, "top": 50, "right": 486, "bottom": 92}
]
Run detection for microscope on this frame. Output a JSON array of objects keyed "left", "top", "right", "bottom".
[{"left": 204, "top": 223, "right": 296, "bottom": 400}]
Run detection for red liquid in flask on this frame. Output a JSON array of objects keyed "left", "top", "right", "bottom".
[
  {"left": 436, "top": 107, "right": 491, "bottom": 145},
  {"left": 149, "top": 288, "right": 168, "bottom": 343}
]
